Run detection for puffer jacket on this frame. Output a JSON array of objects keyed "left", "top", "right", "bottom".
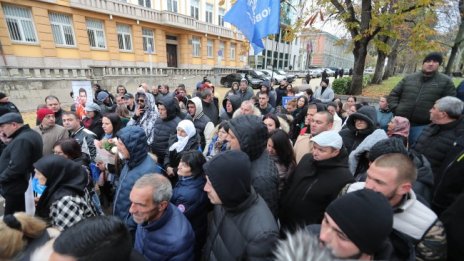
[
  {"left": 413, "top": 116, "right": 464, "bottom": 179},
  {"left": 228, "top": 115, "right": 280, "bottom": 216},
  {"left": 152, "top": 97, "right": 181, "bottom": 163},
  {"left": 203, "top": 190, "right": 279, "bottom": 261},
  {"left": 388, "top": 71, "right": 456, "bottom": 125},
  {"left": 339, "top": 106, "right": 378, "bottom": 155},
  {"left": 171, "top": 176, "right": 210, "bottom": 258},
  {"left": 134, "top": 203, "right": 195, "bottom": 261},
  {"left": 113, "top": 126, "right": 161, "bottom": 232}
]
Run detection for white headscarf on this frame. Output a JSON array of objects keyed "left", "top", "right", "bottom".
[{"left": 169, "top": 120, "right": 196, "bottom": 152}]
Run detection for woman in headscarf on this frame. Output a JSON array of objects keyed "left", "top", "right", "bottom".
[
  {"left": 387, "top": 116, "right": 410, "bottom": 147},
  {"left": 164, "top": 120, "right": 200, "bottom": 178},
  {"left": 34, "top": 155, "right": 97, "bottom": 230},
  {"left": 127, "top": 90, "right": 159, "bottom": 146}
]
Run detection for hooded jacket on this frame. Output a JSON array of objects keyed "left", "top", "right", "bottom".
[
  {"left": 228, "top": 115, "right": 279, "bottom": 216},
  {"left": 339, "top": 106, "right": 378, "bottom": 155},
  {"left": 279, "top": 148, "right": 354, "bottom": 231},
  {"left": 220, "top": 95, "right": 241, "bottom": 122},
  {"left": 127, "top": 92, "right": 159, "bottom": 145},
  {"left": 113, "top": 126, "right": 161, "bottom": 232},
  {"left": 203, "top": 151, "right": 279, "bottom": 261},
  {"left": 134, "top": 203, "right": 195, "bottom": 261},
  {"left": 188, "top": 97, "right": 214, "bottom": 150},
  {"left": 151, "top": 97, "right": 181, "bottom": 163},
  {"left": 388, "top": 71, "right": 456, "bottom": 125}
]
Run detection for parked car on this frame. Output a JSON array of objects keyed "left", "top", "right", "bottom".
[
  {"left": 323, "top": 68, "right": 336, "bottom": 77},
  {"left": 310, "top": 68, "right": 322, "bottom": 78},
  {"left": 276, "top": 70, "right": 296, "bottom": 83},
  {"left": 260, "top": 69, "right": 286, "bottom": 84},
  {"left": 296, "top": 71, "right": 308, "bottom": 78},
  {"left": 220, "top": 73, "right": 263, "bottom": 89},
  {"left": 237, "top": 69, "right": 270, "bottom": 82}
]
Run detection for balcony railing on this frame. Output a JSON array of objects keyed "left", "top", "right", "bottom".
[{"left": 69, "top": 0, "right": 244, "bottom": 40}]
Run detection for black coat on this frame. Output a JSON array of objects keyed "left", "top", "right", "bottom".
[
  {"left": 202, "top": 100, "right": 219, "bottom": 126},
  {"left": 413, "top": 117, "right": 464, "bottom": 179},
  {"left": 339, "top": 106, "right": 378, "bottom": 155},
  {"left": 164, "top": 134, "right": 200, "bottom": 170},
  {"left": 279, "top": 148, "right": 354, "bottom": 231},
  {"left": 0, "top": 125, "right": 43, "bottom": 195},
  {"left": 151, "top": 97, "right": 181, "bottom": 163},
  {"left": 440, "top": 192, "right": 464, "bottom": 261},
  {"left": 203, "top": 191, "right": 279, "bottom": 261}
]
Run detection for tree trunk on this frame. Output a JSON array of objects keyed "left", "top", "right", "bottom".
[
  {"left": 383, "top": 40, "right": 399, "bottom": 80},
  {"left": 349, "top": 39, "right": 369, "bottom": 95},
  {"left": 446, "top": 0, "right": 464, "bottom": 75},
  {"left": 372, "top": 50, "right": 387, "bottom": 84}
]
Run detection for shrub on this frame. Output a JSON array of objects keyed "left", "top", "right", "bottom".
[{"left": 332, "top": 77, "right": 352, "bottom": 95}]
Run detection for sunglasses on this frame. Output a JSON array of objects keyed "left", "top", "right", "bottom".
[{"left": 137, "top": 99, "right": 145, "bottom": 103}]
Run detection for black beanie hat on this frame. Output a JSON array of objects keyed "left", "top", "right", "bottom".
[
  {"left": 423, "top": 52, "right": 443, "bottom": 65},
  {"left": 203, "top": 150, "right": 251, "bottom": 208},
  {"left": 326, "top": 189, "right": 393, "bottom": 255},
  {"left": 368, "top": 138, "right": 408, "bottom": 162},
  {"left": 0, "top": 92, "right": 6, "bottom": 100}
]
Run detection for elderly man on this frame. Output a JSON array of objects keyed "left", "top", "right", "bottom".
[
  {"left": 345, "top": 153, "right": 447, "bottom": 260},
  {"left": 130, "top": 174, "right": 194, "bottom": 261},
  {"left": 228, "top": 115, "right": 279, "bottom": 216},
  {"left": 113, "top": 126, "right": 161, "bottom": 234},
  {"left": 413, "top": 96, "right": 464, "bottom": 180},
  {"left": 33, "top": 107, "right": 68, "bottom": 155},
  {"left": 280, "top": 130, "right": 354, "bottom": 231},
  {"left": 0, "top": 113, "right": 42, "bottom": 214},
  {"left": 388, "top": 52, "right": 456, "bottom": 144},
  {"left": 203, "top": 150, "right": 279, "bottom": 260}
]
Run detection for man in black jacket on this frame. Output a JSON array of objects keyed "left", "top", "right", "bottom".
[
  {"left": 228, "top": 115, "right": 279, "bottom": 216},
  {"left": 280, "top": 130, "right": 354, "bottom": 231},
  {"left": 0, "top": 92, "right": 20, "bottom": 116},
  {"left": 388, "top": 52, "right": 456, "bottom": 145},
  {"left": 0, "top": 113, "right": 43, "bottom": 214},
  {"left": 203, "top": 150, "right": 279, "bottom": 261}
]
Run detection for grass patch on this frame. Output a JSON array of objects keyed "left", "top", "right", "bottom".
[{"left": 362, "top": 75, "right": 464, "bottom": 98}]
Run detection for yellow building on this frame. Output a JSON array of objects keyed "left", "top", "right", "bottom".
[{"left": 0, "top": 0, "right": 246, "bottom": 70}]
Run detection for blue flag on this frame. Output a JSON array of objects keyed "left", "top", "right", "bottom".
[{"left": 224, "top": 0, "right": 280, "bottom": 55}]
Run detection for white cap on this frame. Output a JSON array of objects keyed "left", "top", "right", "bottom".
[{"left": 311, "top": 130, "right": 343, "bottom": 149}]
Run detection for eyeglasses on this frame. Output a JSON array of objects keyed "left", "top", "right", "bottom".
[{"left": 137, "top": 99, "right": 145, "bottom": 103}]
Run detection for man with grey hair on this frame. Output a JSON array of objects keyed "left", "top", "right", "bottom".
[
  {"left": 233, "top": 100, "right": 261, "bottom": 118},
  {"left": 130, "top": 174, "right": 194, "bottom": 261},
  {"left": 414, "top": 96, "right": 464, "bottom": 181}
]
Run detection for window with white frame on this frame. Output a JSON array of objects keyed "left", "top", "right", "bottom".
[
  {"left": 190, "top": 0, "right": 199, "bottom": 20},
  {"left": 167, "top": 0, "right": 178, "bottom": 13},
  {"left": 117, "top": 24, "right": 132, "bottom": 51},
  {"left": 218, "top": 8, "right": 225, "bottom": 26},
  {"left": 86, "top": 19, "right": 106, "bottom": 49},
  {"left": 192, "top": 36, "right": 201, "bottom": 57},
  {"left": 3, "top": 4, "right": 38, "bottom": 43},
  {"left": 138, "top": 0, "right": 151, "bottom": 8},
  {"left": 205, "top": 3, "right": 213, "bottom": 23},
  {"left": 142, "top": 28, "right": 155, "bottom": 53},
  {"left": 219, "top": 41, "right": 225, "bottom": 58},
  {"left": 230, "top": 43, "right": 236, "bottom": 60},
  {"left": 207, "top": 39, "right": 213, "bottom": 58},
  {"left": 49, "top": 12, "right": 76, "bottom": 46}
]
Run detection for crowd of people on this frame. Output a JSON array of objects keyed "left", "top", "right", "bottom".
[{"left": 0, "top": 51, "right": 463, "bottom": 260}]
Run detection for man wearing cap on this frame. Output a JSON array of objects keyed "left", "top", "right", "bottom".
[
  {"left": 0, "top": 113, "right": 43, "bottom": 215},
  {"left": 316, "top": 189, "right": 394, "bottom": 259},
  {"left": 280, "top": 130, "right": 354, "bottom": 232},
  {"left": 388, "top": 52, "right": 456, "bottom": 145},
  {"left": 123, "top": 93, "right": 136, "bottom": 117},
  {"left": 0, "top": 92, "right": 20, "bottom": 117},
  {"left": 203, "top": 150, "right": 279, "bottom": 260},
  {"left": 96, "top": 91, "right": 117, "bottom": 114},
  {"left": 344, "top": 153, "right": 447, "bottom": 260},
  {"left": 33, "top": 107, "right": 68, "bottom": 155}
]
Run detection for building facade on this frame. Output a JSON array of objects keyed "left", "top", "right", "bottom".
[
  {"left": 299, "top": 29, "right": 354, "bottom": 70},
  {"left": 0, "top": 0, "right": 246, "bottom": 70}
]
